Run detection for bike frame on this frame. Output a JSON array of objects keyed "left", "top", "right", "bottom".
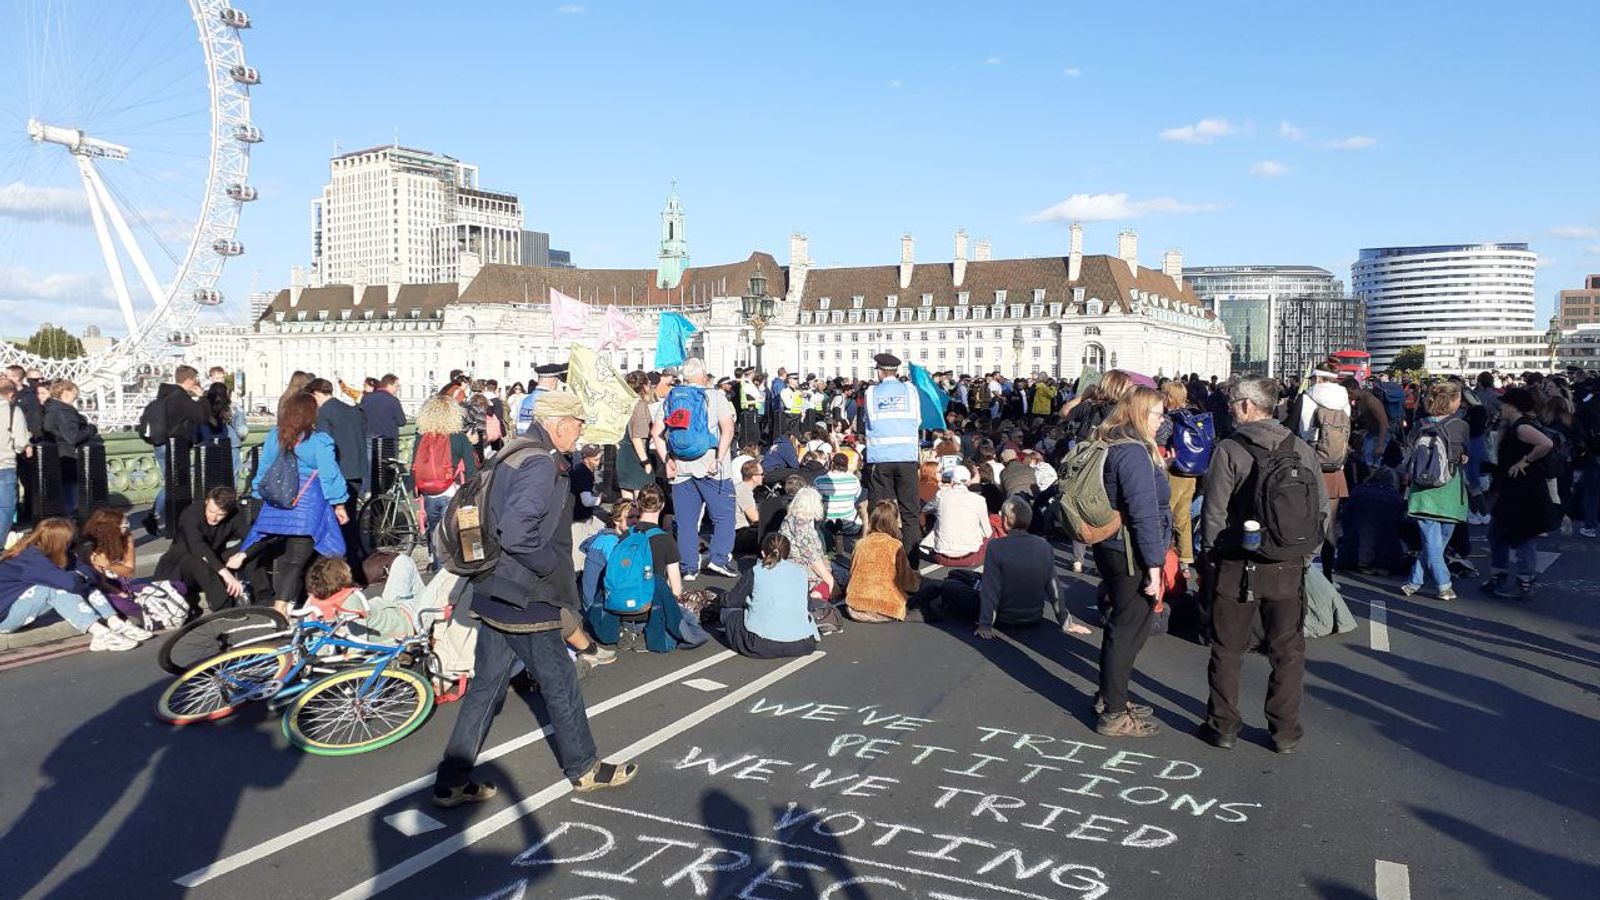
[{"left": 215, "top": 617, "right": 420, "bottom": 707}]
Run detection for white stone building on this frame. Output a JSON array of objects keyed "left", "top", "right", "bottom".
[{"left": 309, "top": 145, "right": 522, "bottom": 288}]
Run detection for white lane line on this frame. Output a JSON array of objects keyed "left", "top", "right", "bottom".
[
  {"left": 327, "top": 651, "right": 826, "bottom": 900},
  {"left": 681, "top": 677, "right": 726, "bottom": 692},
  {"left": 1536, "top": 551, "right": 1560, "bottom": 574},
  {"left": 175, "top": 649, "right": 738, "bottom": 888},
  {"left": 1369, "top": 600, "right": 1390, "bottom": 652},
  {"left": 1375, "top": 859, "right": 1412, "bottom": 900},
  {"left": 568, "top": 799, "right": 1058, "bottom": 900},
  {"left": 382, "top": 810, "right": 445, "bottom": 837}
]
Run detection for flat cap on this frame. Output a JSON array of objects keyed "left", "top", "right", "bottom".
[{"left": 534, "top": 391, "right": 588, "bottom": 420}]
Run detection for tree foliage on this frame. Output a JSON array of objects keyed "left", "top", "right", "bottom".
[{"left": 1388, "top": 344, "right": 1426, "bottom": 374}]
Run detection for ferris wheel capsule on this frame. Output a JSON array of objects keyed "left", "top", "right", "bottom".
[
  {"left": 212, "top": 239, "right": 244, "bottom": 256},
  {"left": 234, "top": 124, "right": 263, "bottom": 143},
  {"left": 226, "top": 183, "right": 257, "bottom": 201},
  {"left": 168, "top": 332, "right": 197, "bottom": 348},
  {"left": 192, "top": 289, "right": 224, "bottom": 305},
  {"left": 229, "top": 65, "right": 259, "bottom": 85},
  {"left": 219, "top": 7, "right": 251, "bottom": 28}
]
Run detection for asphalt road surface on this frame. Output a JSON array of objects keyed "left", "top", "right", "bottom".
[{"left": 1, "top": 534, "right": 1596, "bottom": 900}]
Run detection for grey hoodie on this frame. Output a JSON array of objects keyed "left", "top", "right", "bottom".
[{"left": 1200, "top": 416, "right": 1327, "bottom": 555}]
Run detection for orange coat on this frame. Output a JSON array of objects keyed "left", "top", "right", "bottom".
[{"left": 845, "top": 532, "right": 920, "bottom": 621}]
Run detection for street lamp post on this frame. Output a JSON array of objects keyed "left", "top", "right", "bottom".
[
  {"left": 740, "top": 262, "right": 775, "bottom": 374},
  {"left": 1012, "top": 327, "right": 1024, "bottom": 379}
]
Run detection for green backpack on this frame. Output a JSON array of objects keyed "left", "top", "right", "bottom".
[{"left": 1053, "top": 438, "right": 1124, "bottom": 545}]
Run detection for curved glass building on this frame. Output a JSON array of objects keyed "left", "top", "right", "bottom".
[{"left": 1352, "top": 243, "right": 1537, "bottom": 370}]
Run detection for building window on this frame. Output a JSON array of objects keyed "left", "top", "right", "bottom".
[
  {"left": 936, "top": 307, "right": 950, "bottom": 321},
  {"left": 852, "top": 295, "right": 864, "bottom": 309},
  {"left": 1033, "top": 328, "right": 1043, "bottom": 339},
  {"left": 938, "top": 330, "right": 947, "bottom": 340},
  {"left": 867, "top": 309, "right": 880, "bottom": 323},
  {"left": 886, "top": 295, "right": 898, "bottom": 308},
  {"left": 995, "top": 290, "right": 1007, "bottom": 303},
  {"left": 1085, "top": 299, "right": 1103, "bottom": 316},
  {"left": 1032, "top": 346, "right": 1042, "bottom": 359},
  {"left": 1083, "top": 342, "right": 1107, "bottom": 370},
  {"left": 922, "top": 294, "right": 934, "bottom": 307},
  {"left": 1049, "top": 303, "right": 1063, "bottom": 317},
  {"left": 1074, "top": 287, "right": 1086, "bottom": 304},
  {"left": 920, "top": 331, "right": 929, "bottom": 341},
  {"left": 1032, "top": 289, "right": 1045, "bottom": 302},
  {"left": 975, "top": 347, "right": 984, "bottom": 359},
  {"left": 800, "top": 312, "right": 813, "bottom": 325},
  {"left": 819, "top": 297, "right": 831, "bottom": 310},
  {"left": 954, "top": 307, "right": 968, "bottom": 320},
  {"left": 1084, "top": 325, "right": 1101, "bottom": 335},
  {"left": 957, "top": 292, "right": 969, "bottom": 305}
]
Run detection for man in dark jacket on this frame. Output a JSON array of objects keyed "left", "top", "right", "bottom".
[
  {"left": 5, "top": 366, "right": 42, "bottom": 436},
  {"left": 1345, "top": 377, "right": 1390, "bottom": 471},
  {"left": 145, "top": 366, "right": 207, "bottom": 535},
  {"left": 154, "top": 486, "right": 260, "bottom": 610},
  {"left": 1198, "top": 376, "right": 1325, "bottom": 754},
  {"left": 309, "top": 378, "right": 369, "bottom": 574},
  {"left": 361, "top": 374, "right": 406, "bottom": 441},
  {"left": 432, "top": 392, "right": 636, "bottom": 807}
]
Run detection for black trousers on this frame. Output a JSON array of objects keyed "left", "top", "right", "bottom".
[
  {"left": 1205, "top": 557, "right": 1306, "bottom": 741},
  {"left": 1093, "top": 544, "right": 1154, "bottom": 713},
  {"left": 255, "top": 535, "right": 317, "bottom": 607},
  {"left": 866, "top": 461, "right": 922, "bottom": 566},
  {"left": 340, "top": 479, "right": 367, "bottom": 583}
]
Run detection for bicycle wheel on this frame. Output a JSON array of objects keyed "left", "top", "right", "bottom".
[
  {"left": 359, "top": 496, "right": 419, "bottom": 554},
  {"left": 158, "top": 606, "right": 290, "bottom": 675},
  {"left": 283, "top": 665, "right": 434, "bottom": 756},
  {"left": 156, "top": 646, "right": 294, "bottom": 724}
]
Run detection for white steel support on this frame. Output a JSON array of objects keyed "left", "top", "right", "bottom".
[
  {"left": 82, "top": 160, "right": 168, "bottom": 327},
  {"left": 74, "top": 155, "right": 141, "bottom": 336}
]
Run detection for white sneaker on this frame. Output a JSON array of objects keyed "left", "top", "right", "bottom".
[
  {"left": 89, "top": 630, "right": 138, "bottom": 652},
  {"left": 703, "top": 561, "right": 738, "bottom": 578},
  {"left": 112, "top": 618, "right": 154, "bottom": 642}
]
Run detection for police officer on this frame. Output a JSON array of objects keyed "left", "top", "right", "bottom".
[
  {"left": 736, "top": 368, "right": 766, "bottom": 448},
  {"left": 517, "top": 363, "right": 567, "bottom": 435},
  {"left": 863, "top": 352, "right": 922, "bottom": 564}
]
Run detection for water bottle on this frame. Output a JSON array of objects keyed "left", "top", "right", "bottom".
[{"left": 1242, "top": 520, "right": 1262, "bottom": 552}]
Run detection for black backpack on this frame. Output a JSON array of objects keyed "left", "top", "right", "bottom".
[
  {"left": 136, "top": 397, "right": 167, "bottom": 446},
  {"left": 431, "top": 434, "right": 553, "bottom": 577},
  {"left": 1234, "top": 432, "right": 1324, "bottom": 563}
]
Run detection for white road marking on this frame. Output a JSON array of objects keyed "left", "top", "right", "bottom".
[
  {"left": 569, "top": 799, "right": 1059, "bottom": 900},
  {"left": 1375, "top": 859, "right": 1412, "bottom": 900},
  {"left": 175, "top": 649, "right": 739, "bottom": 888},
  {"left": 919, "top": 563, "right": 942, "bottom": 575},
  {"left": 681, "top": 677, "right": 726, "bottom": 692},
  {"left": 382, "top": 810, "right": 445, "bottom": 837},
  {"left": 327, "top": 652, "right": 826, "bottom": 900},
  {"left": 1536, "top": 551, "right": 1560, "bottom": 574},
  {"left": 1369, "top": 599, "right": 1390, "bottom": 652}
]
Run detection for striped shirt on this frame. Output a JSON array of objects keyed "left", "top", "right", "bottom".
[{"left": 814, "top": 472, "right": 862, "bottom": 524}]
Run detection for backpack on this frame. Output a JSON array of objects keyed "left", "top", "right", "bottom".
[
  {"left": 1378, "top": 382, "right": 1406, "bottom": 427},
  {"left": 663, "top": 386, "right": 716, "bottom": 460},
  {"left": 1169, "top": 411, "right": 1216, "bottom": 476},
  {"left": 1310, "top": 404, "right": 1352, "bottom": 473},
  {"left": 602, "top": 526, "right": 664, "bottom": 614},
  {"left": 1233, "top": 433, "right": 1324, "bottom": 563},
  {"left": 1404, "top": 421, "right": 1454, "bottom": 489},
  {"left": 136, "top": 397, "right": 167, "bottom": 446},
  {"left": 413, "top": 433, "right": 461, "bottom": 496},
  {"left": 1053, "top": 439, "right": 1125, "bottom": 545},
  {"left": 432, "top": 435, "right": 551, "bottom": 577},
  {"left": 259, "top": 446, "right": 311, "bottom": 509},
  {"left": 1537, "top": 423, "right": 1570, "bottom": 480},
  {"left": 484, "top": 410, "right": 503, "bottom": 444},
  {"left": 1070, "top": 402, "right": 1110, "bottom": 447}
]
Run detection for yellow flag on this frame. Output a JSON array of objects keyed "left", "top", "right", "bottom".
[{"left": 567, "top": 343, "right": 635, "bottom": 446}]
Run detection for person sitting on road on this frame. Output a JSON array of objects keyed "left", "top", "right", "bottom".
[
  {"left": 580, "top": 501, "right": 632, "bottom": 615},
  {"left": 844, "top": 500, "right": 921, "bottom": 623},
  {"left": 1337, "top": 468, "right": 1411, "bottom": 575},
  {"left": 719, "top": 532, "right": 820, "bottom": 659},
  {"left": 587, "top": 484, "right": 709, "bottom": 654},
  {"left": 304, "top": 554, "right": 436, "bottom": 642},
  {"left": 921, "top": 464, "right": 992, "bottom": 567},
  {"left": 778, "top": 485, "right": 835, "bottom": 603},
  {"left": 0, "top": 518, "right": 151, "bottom": 651},
  {"left": 154, "top": 486, "right": 257, "bottom": 612},
  {"left": 815, "top": 453, "right": 863, "bottom": 543},
  {"left": 734, "top": 462, "right": 764, "bottom": 555},
  {"left": 928, "top": 497, "right": 1091, "bottom": 635}
]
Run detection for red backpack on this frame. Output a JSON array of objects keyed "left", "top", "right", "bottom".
[{"left": 414, "top": 433, "right": 462, "bottom": 496}]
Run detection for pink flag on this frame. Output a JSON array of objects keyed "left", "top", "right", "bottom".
[
  {"left": 550, "top": 288, "right": 591, "bottom": 340},
  {"left": 600, "top": 304, "right": 639, "bottom": 350}
]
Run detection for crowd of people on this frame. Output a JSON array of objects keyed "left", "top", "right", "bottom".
[{"left": 0, "top": 349, "right": 1593, "bottom": 800}]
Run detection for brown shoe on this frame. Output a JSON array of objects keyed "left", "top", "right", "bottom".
[
  {"left": 1096, "top": 711, "right": 1160, "bottom": 738},
  {"left": 573, "top": 761, "right": 639, "bottom": 793}
]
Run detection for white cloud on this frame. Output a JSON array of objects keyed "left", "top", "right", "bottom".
[
  {"left": 1250, "top": 160, "right": 1291, "bottom": 178},
  {"left": 1158, "top": 118, "right": 1235, "bottom": 144},
  {"left": 984, "top": 57, "right": 1002, "bottom": 65},
  {"left": 1062, "top": 67, "right": 1081, "bottom": 77},
  {"left": 555, "top": 3, "right": 585, "bottom": 12},
  {"left": 1587, "top": 245, "right": 1600, "bottom": 257},
  {"left": 1326, "top": 135, "right": 1377, "bottom": 150},
  {"left": 1279, "top": 120, "right": 1306, "bottom": 141},
  {"left": 1537, "top": 254, "right": 1558, "bottom": 268},
  {"left": 0, "top": 181, "right": 87, "bottom": 224},
  {"left": 1027, "top": 192, "right": 1220, "bottom": 223},
  {"left": 0, "top": 265, "right": 114, "bottom": 304},
  {"left": 1549, "top": 225, "right": 1599, "bottom": 240},
  {"left": 889, "top": 79, "right": 902, "bottom": 89}
]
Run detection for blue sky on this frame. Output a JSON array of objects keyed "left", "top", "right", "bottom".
[{"left": 1, "top": 0, "right": 1597, "bottom": 338}]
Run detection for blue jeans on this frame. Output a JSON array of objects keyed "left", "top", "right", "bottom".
[
  {"left": 153, "top": 444, "right": 169, "bottom": 521},
  {"left": 1363, "top": 434, "right": 1383, "bottom": 467},
  {"left": 670, "top": 476, "right": 735, "bottom": 574},
  {"left": 0, "top": 585, "right": 117, "bottom": 633},
  {"left": 0, "top": 467, "right": 17, "bottom": 533},
  {"left": 1489, "top": 531, "right": 1539, "bottom": 580},
  {"left": 1408, "top": 518, "right": 1455, "bottom": 591},
  {"left": 1466, "top": 436, "right": 1487, "bottom": 487},
  {"left": 423, "top": 493, "right": 452, "bottom": 567},
  {"left": 434, "top": 622, "right": 597, "bottom": 786}
]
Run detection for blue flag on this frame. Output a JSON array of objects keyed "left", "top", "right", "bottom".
[
  {"left": 654, "top": 311, "right": 698, "bottom": 368},
  {"left": 910, "top": 364, "right": 948, "bottom": 431}
]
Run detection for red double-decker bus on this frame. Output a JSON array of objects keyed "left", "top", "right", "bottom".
[{"left": 1329, "top": 349, "right": 1371, "bottom": 381}]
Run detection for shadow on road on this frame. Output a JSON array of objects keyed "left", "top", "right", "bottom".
[{"left": 1412, "top": 807, "right": 1600, "bottom": 900}]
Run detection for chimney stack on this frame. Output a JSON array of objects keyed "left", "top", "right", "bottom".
[
  {"left": 289, "top": 265, "right": 304, "bottom": 307},
  {"left": 900, "top": 233, "right": 915, "bottom": 289},
  {"left": 1162, "top": 249, "right": 1184, "bottom": 290},
  {"left": 1068, "top": 222, "right": 1084, "bottom": 281},
  {"left": 387, "top": 262, "right": 402, "bottom": 306},
  {"left": 1118, "top": 230, "right": 1139, "bottom": 272},
  {"left": 975, "top": 238, "right": 992, "bottom": 261},
  {"left": 456, "top": 251, "right": 481, "bottom": 293},
  {"left": 352, "top": 264, "right": 367, "bottom": 306},
  {"left": 953, "top": 229, "right": 969, "bottom": 288},
  {"left": 787, "top": 232, "right": 810, "bottom": 303}
]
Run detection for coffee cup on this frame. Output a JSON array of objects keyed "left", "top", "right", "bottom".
[{"left": 1242, "top": 520, "right": 1262, "bottom": 551}]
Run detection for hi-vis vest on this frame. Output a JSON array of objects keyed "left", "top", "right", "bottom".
[
  {"left": 739, "top": 381, "right": 765, "bottom": 412},
  {"left": 864, "top": 379, "right": 920, "bottom": 464},
  {"left": 783, "top": 388, "right": 806, "bottom": 415}
]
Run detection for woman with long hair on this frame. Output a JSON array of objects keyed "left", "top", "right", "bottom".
[
  {"left": 844, "top": 500, "right": 921, "bottom": 623},
  {"left": 278, "top": 370, "right": 314, "bottom": 417},
  {"left": 1401, "top": 381, "right": 1470, "bottom": 601},
  {"left": 1092, "top": 386, "right": 1172, "bottom": 738},
  {"left": 244, "top": 392, "right": 349, "bottom": 614},
  {"left": 413, "top": 396, "right": 479, "bottom": 567},
  {"left": 0, "top": 518, "right": 150, "bottom": 650},
  {"left": 42, "top": 379, "right": 97, "bottom": 517},
  {"left": 198, "top": 381, "right": 248, "bottom": 479},
  {"left": 616, "top": 369, "right": 655, "bottom": 499},
  {"left": 1483, "top": 387, "right": 1554, "bottom": 600},
  {"left": 79, "top": 508, "right": 136, "bottom": 579},
  {"left": 719, "top": 532, "right": 820, "bottom": 659}
]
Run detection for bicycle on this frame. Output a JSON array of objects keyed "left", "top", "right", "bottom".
[
  {"left": 156, "top": 608, "right": 446, "bottom": 755},
  {"left": 158, "top": 605, "right": 289, "bottom": 675},
  {"left": 359, "top": 458, "right": 421, "bottom": 554}
]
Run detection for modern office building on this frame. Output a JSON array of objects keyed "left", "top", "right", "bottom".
[
  {"left": 1424, "top": 326, "right": 1560, "bottom": 376},
  {"left": 520, "top": 230, "right": 551, "bottom": 268},
  {"left": 1351, "top": 243, "right": 1538, "bottom": 370},
  {"left": 1558, "top": 274, "right": 1600, "bottom": 331},
  {"left": 308, "top": 145, "right": 523, "bottom": 287},
  {"left": 1185, "top": 265, "right": 1364, "bottom": 378}
]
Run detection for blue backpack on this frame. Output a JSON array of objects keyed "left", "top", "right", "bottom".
[
  {"left": 1379, "top": 382, "right": 1406, "bottom": 427},
  {"left": 602, "top": 526, "right": 664, "bottom": 614},
  {"left": 663, "top": 386, "right": 716, "bottom": 460},
  {"left": 259, "top": 446, "right": 307, "bottom": 509},
  {"left": 1170, "top": 411, "right": 1216, "bottom": 476}
]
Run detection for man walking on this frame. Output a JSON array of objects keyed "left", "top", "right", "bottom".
[
  {"left": 432, "top": 392, "right": 637, "bottom": 806},
  {"left": 862, "top": 353, "right": 922, "bottom": 564},
  {"left": 652, "top": 357, "right": 738, "bottom": 579},
  {"left": 1197, "top": 376, "right": 1325, "bottom": 753}
]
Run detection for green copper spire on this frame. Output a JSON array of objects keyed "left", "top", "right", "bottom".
[{"left": 656, "top": 181, "right": 689, "bottom": 289}]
